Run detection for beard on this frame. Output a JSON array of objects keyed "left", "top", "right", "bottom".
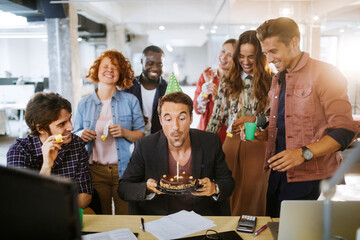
[
  {"left": 167, "top": 130, "right": 189, "bottom": 148},
  {"left": 142, "top": 70, "right": 161, "bottom": 82}
]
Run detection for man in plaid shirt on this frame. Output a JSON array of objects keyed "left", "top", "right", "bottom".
[{"left": 7, "top": 92, "right": 92, "bottom": 209}]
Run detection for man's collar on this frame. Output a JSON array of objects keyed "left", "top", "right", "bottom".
[
  {"left": 289, "top": 52, "right": 309, "bottom": 73},
  {"left": 277, "top": 71, "right": 287, "bottom": 85},
  {"left": 277, "top": 52, "right": 309, "bottom": 85},
  {"left": 33, "top": 136, "right": 44, "bottom": 157},
  {"left": 241, "top": 71, "right": 253, "bottom": 80}
]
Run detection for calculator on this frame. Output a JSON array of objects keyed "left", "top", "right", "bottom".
[{"left": 236, "top": 215, "right": 257, "bottom": 233}]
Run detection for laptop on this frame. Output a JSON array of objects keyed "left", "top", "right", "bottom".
[{"left": 278, "top": 200, "right": 360, "bottom": 240}]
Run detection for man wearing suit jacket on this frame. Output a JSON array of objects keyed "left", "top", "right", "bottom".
[{"left": 118, "top": 92, "right": 234, "bottom": 215}]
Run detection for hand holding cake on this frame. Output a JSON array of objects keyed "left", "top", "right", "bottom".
[
  {"left": 146, "top": 178, "right": 164, "bottom": 195},
  {"left": 192, "top": 177, "right": 217, "bottom": 196}
]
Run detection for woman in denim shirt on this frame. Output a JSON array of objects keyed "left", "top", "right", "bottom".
[{"left": 74, "top": 50, "right": 145, "bottom": 215}]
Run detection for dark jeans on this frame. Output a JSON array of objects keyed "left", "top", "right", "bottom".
[{"left": 266, "top": 170, "right": 320, "bottom": 218}]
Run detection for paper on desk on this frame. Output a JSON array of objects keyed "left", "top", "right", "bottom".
[
  {"left": 145, "top": 210, "right": 216, "bottom": 240},
  {"left": 82, "top": 228, "right": 137, "bottom": 240}
]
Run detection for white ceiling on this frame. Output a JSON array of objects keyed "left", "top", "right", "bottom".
[
  {"left": 69, "top": 0, "right": 360, "bottom": 46},
  {"left": 2, "top": 0, "right": 360, "bottom": 46}
]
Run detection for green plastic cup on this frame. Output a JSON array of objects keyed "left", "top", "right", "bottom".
[
  {"left": 245, "top": 122, "right": 257, "bottom": 140},
  {"left": 79, "top": 208, "right": 84, "bottom": 229}
]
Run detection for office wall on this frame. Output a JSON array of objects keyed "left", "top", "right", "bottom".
[
  {"left": 167, "top": 45, "right": 208, "bottom": 86},
  {"left": 338, "top": 33, "right": 360, "bottom": 113},
  {"left": 117, "top": 34, "right": 209, "bottom": 85},
  {"left": 0, "top": 38, "right": 48, "bottom": 80},
  {"left": 0, "top": 39, "right": 10, "bottom": 77},
  {"left": 79, "top": 40, "right": 97, "bottom": 80}
]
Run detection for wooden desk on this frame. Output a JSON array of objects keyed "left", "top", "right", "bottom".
[{"left": 83, "top": 215, "right": 274, "bottom": 240}]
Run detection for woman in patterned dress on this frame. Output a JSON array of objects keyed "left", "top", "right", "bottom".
[
  {"left": 193, "top": 39, "right": 236, "bottom": 143},
  {"left": 206, "top": 30, "right": 273, "bottom": 216}
]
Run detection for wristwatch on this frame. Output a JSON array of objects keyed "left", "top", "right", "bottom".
[{"left": 301, "top": 146, "right": 313, "bottom": 161}]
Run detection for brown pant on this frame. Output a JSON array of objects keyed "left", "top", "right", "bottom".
[
  {"left": 90, "top": 164, "right": 128, "bottom": 215},
  {"left": 223, "top": 136, "right": 269, "bottom": 216}
]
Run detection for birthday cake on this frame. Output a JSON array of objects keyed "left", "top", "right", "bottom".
[{"left": 159, "top": 171, "right": 197, "bottom": 190}]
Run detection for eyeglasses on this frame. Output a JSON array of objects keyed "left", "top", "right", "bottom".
[{"left": 203, "top": 230, "right": 223, "bottom": 240}]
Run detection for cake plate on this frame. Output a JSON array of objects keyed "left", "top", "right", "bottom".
[{"left": 156, "top": 183, "right": 203, "bottom": 195}]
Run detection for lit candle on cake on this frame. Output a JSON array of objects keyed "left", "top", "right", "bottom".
[{"left": 176, "top": 160, "right": 179, "bottom": 182}]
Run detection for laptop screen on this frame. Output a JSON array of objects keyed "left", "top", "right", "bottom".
[
  {"left": 278, "top": 200, "right": 360, "bottom": 240},
  {"left": 0, "top": 166, "right": 81, "bottom": 240}
]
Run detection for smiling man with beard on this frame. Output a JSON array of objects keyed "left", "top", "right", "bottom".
[
  {"left": 125, "top": 45, "right": 167, "bottom": 135},
  {"left": 118, "top": 92, "right": 234, "bottom": 216},
  {"left": 7, "top": 92, "right": 93, "bottom": 209}
]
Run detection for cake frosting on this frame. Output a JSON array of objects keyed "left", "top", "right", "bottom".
[{"left": 159, "top": 171, "right": 196, "bottom": 190}]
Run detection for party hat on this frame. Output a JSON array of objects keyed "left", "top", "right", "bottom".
[{"left": 165, "top": 72, "right": 182, "bottom": 95}]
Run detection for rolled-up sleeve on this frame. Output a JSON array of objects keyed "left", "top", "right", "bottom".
[
  {"left": 317, "top": 66, "right": 357, "bottom": 136},
  {"left": 75, "top": 143, "right": 93, "bottom": 194}
]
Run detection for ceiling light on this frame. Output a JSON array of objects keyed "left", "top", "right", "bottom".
[
  {"left": 159, "top": 25, "right": 165, "bottom": 31},
  {"left": 212, "top": 25, "right": 218, "bottom": 29},
  {"left": 78, "top": 37, "right": 82, "bottom": 42},
  {"left": 279, "top": 8, "right": 293, "bottom": 17},
  {"left": 250, "top": 27, "right": 256, "bottom": 30},
  {"left": 210, "top": 29, "right": 216, "bottom": 34},
  {"left": 339, "top": 29, "right": 345, "bottom": 33},
  {"left": 313, "top": 16, "right": 320, "bottom": 21},
  {"left": 240, "top": 25, "right": 245, "bottom": 30},
  {"left": 166, "top": 44, "right": 173, "bottom": 52},
  {"left": 199, "top": 25, "right": 205, "bottom": 30}
]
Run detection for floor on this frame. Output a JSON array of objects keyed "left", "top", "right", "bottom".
[{"left": 1, "top": 119, "right": 360, "bottom": 201}]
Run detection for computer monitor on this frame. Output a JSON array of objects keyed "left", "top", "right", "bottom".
[
  {"left": 278, "top": 200, "right": 360, "bottom": 240},
  {"left": 0, "top": 166, "right": 81, "bottom": 240}
]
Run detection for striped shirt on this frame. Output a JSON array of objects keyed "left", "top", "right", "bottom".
[{"left": 7, "top": 134, "right": 92, "bottom": 194}]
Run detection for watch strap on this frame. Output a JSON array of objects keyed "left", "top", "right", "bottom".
[
  {"left": 301, "top": 146, "right": 308, "bottom": 151},
  {"left": 301, "top": 146, "right": 313, "bottom": 161}
]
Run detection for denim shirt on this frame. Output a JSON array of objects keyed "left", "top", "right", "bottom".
[{"left": 73, "top": 89, "right": 145, "bottom": 177}]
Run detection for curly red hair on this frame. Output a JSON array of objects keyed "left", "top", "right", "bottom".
[{"left": 86, "top": 50, "right": 134, "bottom": 89}]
